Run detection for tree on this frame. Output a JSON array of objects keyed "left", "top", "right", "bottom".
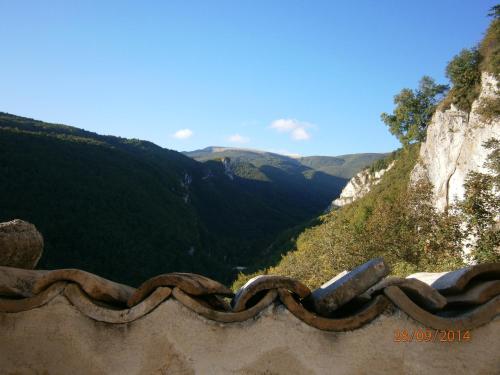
[
  {"left": 445, "top": 48, "right": 481, "bottom": 112},
  {"left": 381, "top": 76, "right": 448, "bottom": 146},
  {"left": 488, "top": 4, "right": 500, "bottom": 19},
  {"left": 480, "top": 4, "right": 500, "bottom": 81}
]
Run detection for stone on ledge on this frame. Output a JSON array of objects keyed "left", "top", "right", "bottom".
[
  {"left": 0, "top": 219, "right": 43, "bottom": 269},
  {"left": 309, "top": 258, "right": 389, "bottom": 316}
]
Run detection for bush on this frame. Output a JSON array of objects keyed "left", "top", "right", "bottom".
[
  {"left": 477, "top": 7, "right": 500, "bottom": 122},
  {"left": 368, "top": 150, "right": 400, "bottom": 174},
  {"left": 477, "top": 96, "right": 500, "bottom": 122},
  {"left": 457, "top": 138, "right": 500, "bottom": 263},
  {"left": 480, "top": 5, "right": 500, "bottom": 77}
]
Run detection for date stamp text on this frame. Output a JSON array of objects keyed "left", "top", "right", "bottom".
[{"left": 393, "top": 328, "right": 471, "bottom": 343}]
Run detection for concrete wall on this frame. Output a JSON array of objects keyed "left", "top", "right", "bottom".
[{"left": 1, "top": 293, "right": 499, "bottom": 375}]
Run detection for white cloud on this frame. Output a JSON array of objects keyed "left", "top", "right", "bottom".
[
  {"left": 228, "top": 134, "right": 250, "bottom": 144},
  {"left": 173, "top": 128, "right": 193, "bottom": 140},
  {"left": 270, "top": 119, "right": 299, "bottom": 132},
  {"left": 270, "top": 118, "right": 313, "bottom": 141},
  {"left": 291, "top": 127, "right": 310, "bottom": 140}
]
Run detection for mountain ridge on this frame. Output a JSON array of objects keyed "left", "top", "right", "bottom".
[
  {"left": 185, "top": 147, "right": 388, "bottom": 180},
  {"left": 0, "top": 112, "right": 381, "bottom": 285}
]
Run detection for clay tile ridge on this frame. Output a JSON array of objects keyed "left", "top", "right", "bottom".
[{"left": 0, "top": 259, "right": 499, "bottom": 331}]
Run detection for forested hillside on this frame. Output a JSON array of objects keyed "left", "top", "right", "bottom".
[
  {"left": 185, "top": 147, "right": 386, "bottom": 180},
  {"left": 299, "top": 154, "right": 387, "bottom": 179},
  {"left": 235, "top": 146, "right": 466, "bottom": 289},
  {"left": 0, "top": 113, "right": 364, "bottom": 285}
]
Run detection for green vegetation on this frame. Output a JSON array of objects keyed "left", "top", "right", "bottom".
[
  {"left": 234, "top": 146, "right": 465, "bottom": 289},
  {"left": 458, "top": 139, "right": 500, "bottom": 263},
  {"left": 477, "top": 6, "right": 500, "bottom": 121},
  {"left": 297, "top": 154, "right": 387, "bottom": 179},
  {"left": 0, "top": 114, "right": 220, "bottom": 285},
  {"left": 477, "top": 95, "right": 500, "bottom": 121},
  {"left": 381, "top": 76, "right": 448, "bottom": 146},
  {"left": 0, "top": 113, "right": 355, "bottom": 286},
  {"left": 185, "top": 147, "right": 387, "bottom": 180},
  {"left": 443, "top": 5, "right": 500, "bottom": 115},
  {"left": 445, "top": 48, "right": 482, "bottom": 112},
  {"left": 481, "top": 5, "right": 500, "bottom": 77},
  {"left": 367, "top": 149, "right": 400, "bottom": 174},
  {"left": 235, "top": 138, "right": 500, "bottom": 290}
]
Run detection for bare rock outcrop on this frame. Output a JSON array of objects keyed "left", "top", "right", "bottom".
[
  {"left": 222, "top": 157, "right": 234, "bottom": 180},
  {"left": 0, "top": 219, "right": 43, "bottom": 269},
  {"left": 411, "top": 72, "right": 500, "bottom": 212},
  {"left": 329, "top": 161, "right": 395, "bottom": 209}
]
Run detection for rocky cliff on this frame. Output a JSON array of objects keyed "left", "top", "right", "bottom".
[
  {"left": 329, "top": 161, "right": 395, "bottom": 209},
  {"left": 330, "top": 72, "right": 499, "bottom": 214},
  {"left": 411, "top": 72, "right": 500, "bottom": 212}
]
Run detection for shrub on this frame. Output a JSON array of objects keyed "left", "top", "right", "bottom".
[
  {"left": 480, "top": 5, "right": 500, "bottom": 77},
  {"left": 477, "top": 96, "right": 500, "bottom": 122},
  {"left": 457, "top": 138, "right": 500, "bottom": 263}
]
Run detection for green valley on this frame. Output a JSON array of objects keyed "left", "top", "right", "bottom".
[{"left": 0, "top": 113, "right": 383, "bottom": 286}]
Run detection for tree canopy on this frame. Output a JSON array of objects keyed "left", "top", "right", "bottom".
[
  {"left": 488, "top": 4, "right": 500, "bottom": 19},
  {"left": 381, "top": 76, "right": 448, "bottom": 146},
  {"left": 445, "top": 48, "right": 482, "bottom": 112}
]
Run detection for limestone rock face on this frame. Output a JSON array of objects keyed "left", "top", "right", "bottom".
[
  {"left": 329, "top": 161, "right": 395, "bottom": 209},
  {"left": 222, "top": 157, "right": 234, "bottom": 180},
  {"left": 411, "top": 72, "right": 500, "bottom": 212},
  {"left": 0, "top": 219, "right": 43, "bottom": 269}
]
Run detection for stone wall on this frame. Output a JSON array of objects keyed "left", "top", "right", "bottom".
[{"left": 1, "top": 294, "right": 499, "bottom": 375}]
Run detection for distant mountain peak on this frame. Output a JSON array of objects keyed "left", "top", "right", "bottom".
[
  {"left": 185, "top": 146, "right": 389, "bottom": 180},
  {"left": 191, "top": 146, "right": 281, "bottom": 156}
]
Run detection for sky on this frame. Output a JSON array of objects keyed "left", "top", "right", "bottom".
[{"left": 0, "top": 1, "right": 497, "bottom": 156}]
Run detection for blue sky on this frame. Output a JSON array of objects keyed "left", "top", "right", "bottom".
[{"left": 0, "top": 1, "right": 496, "bottom": 156}]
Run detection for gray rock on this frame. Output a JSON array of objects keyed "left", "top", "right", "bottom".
[
  {"left": 309, "top": 258, "right": 389, "bottom": 316},
  {"left": 0, "top": 219, "right": 43, "bottom": 269},
  {"left": 331, "top": 162, "right": 395, "bottom": 209},
  {"left": 410, "top": 72, "right": 500, "bottom": 213}
]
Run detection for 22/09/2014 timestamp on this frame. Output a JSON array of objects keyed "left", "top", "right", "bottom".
[{"left": 393, "top": 328, "right": 471, "bottom": 343}]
